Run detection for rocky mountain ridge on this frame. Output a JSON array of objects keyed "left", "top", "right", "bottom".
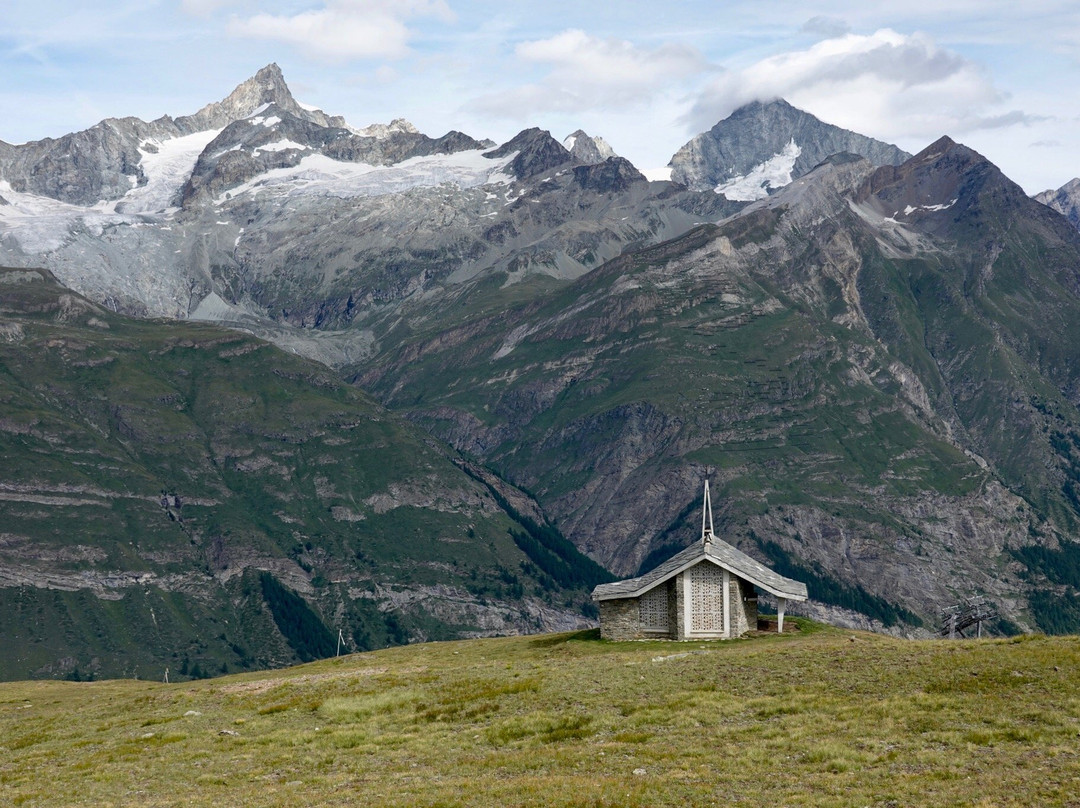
[
  {"left": 563, "top": 130, "right": 617, "bottom": 164},
  {"left": 0, "top": 65, "right": 749, "bottom": 353}
]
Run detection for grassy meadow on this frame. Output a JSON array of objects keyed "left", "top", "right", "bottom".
[{"left": 2, "top": 622, "right": 1079, "bottom": 807}]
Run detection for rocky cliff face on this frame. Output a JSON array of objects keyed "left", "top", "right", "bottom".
[{"left": 669, "top": 99, "right": 910, "bottom": 199}]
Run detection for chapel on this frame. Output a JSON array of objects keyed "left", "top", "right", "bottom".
[{"left": 592, "top": 481, "right": 808, "bottom": 640}]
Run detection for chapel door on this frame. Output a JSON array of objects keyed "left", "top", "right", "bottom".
[{"left": 689, "top": 563, "right": 726, "bottom": 638}]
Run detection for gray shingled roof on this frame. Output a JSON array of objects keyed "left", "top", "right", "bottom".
[{"left": 593, "top": 538, "right": 808, "bottom": 602}]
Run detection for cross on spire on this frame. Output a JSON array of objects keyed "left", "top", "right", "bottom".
[{"left": 701, "top": 480, "right": 715, "bottom": 544}]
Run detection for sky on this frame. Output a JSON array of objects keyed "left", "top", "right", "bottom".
[{"left": 2, "top": 0, "right": 1079, "bottom": 193}]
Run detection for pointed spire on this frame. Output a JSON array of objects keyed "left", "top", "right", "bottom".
[{"left": 701, "top": 480, "right": 715, "bottom": 544}]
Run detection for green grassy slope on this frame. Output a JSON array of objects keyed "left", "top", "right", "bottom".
[
  {"left": 1, "top": 626, "right": 1078, "bottom": 806},
  {"left": 0, "top": 268, "right": 601, "bottom": 682}
]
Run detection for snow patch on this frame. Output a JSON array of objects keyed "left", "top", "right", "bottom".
[
  {"left": 253, "top": 139, "right": 309, "bottom": 154},
  {"left": 120, "top": 129, "right": 223, "bottom": 214},
  {"left": 212, "top": 149, "right": 518, "bottom": 205},
  {"left": 899, "top": 199, "right": 958, "bottom": 217},
  {"left": 714, "top": 139, "right": 802, "bottom": 202},
  {"left": 0, "top": 180, "right": 177, "bottom": 252}
]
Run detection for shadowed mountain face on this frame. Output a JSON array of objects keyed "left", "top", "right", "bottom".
[
  {"left": 353, "top": 139, "right": 1080, "bottom": 635},
  {"left": 0, "top": 267, "right": 607, "bottom": 682}
]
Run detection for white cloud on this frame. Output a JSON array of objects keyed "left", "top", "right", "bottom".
[
  {"left": 687, "top": 28, "right": 1035, "bottom": 141},
  {"left": 470, "top": 29, "right": 709, "bottom": 117},
  {"left": 227, "top": 0, "right": 454, "bottom": 61}
]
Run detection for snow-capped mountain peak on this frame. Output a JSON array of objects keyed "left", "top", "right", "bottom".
[
  {"left": 669, "top": 98, "right": 909, "bottom": 196},
  {"left": 562, "top": 129, "right": 617, "bottom": 165},
  {"left": 174, "top": 63, "right": 348, "bottom": 134},
  {"left": 354, "top": 118, "right": 421, "bottom": 139}
]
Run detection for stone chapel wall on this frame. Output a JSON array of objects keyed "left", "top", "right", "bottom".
[
  {"left": 729, "top": 576, "right": 758, "bottom": 636},
  {"left": 598, "top": 596, "right": 640, "bottom": 640}
]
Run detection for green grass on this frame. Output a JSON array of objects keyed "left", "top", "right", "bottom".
[{"left": 1, "top": 626, "right": 1078, "bottom": 807}]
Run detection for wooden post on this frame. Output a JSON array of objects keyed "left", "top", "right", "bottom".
[{"left": 777, "top": 597, "right": 786, "bottom": 634}]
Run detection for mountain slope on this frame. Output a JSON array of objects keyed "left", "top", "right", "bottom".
[
  {"left": 353, "top": 140, "right": 1080, "bottom": 634},
  {"left": 669, "top": 99, "right": 910, "bottom": 199},
  {"left": 0, "top": 267, "right": 600, "bottom": 681}
]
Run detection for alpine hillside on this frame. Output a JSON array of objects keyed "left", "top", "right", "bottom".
[{"left": 0, "top": 267, "right": 606, "bottom": 682}]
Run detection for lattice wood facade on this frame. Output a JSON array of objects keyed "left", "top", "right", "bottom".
[
  {"left": 639, "top": 583, "right": 670, "bottom": 633},
  {"left": 689, "top": 562, "right": 725, "bottom": 634}
]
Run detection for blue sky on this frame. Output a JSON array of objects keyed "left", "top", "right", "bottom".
[{"left": 2, "top": 0, "right": 1079, "bottom": 192}]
